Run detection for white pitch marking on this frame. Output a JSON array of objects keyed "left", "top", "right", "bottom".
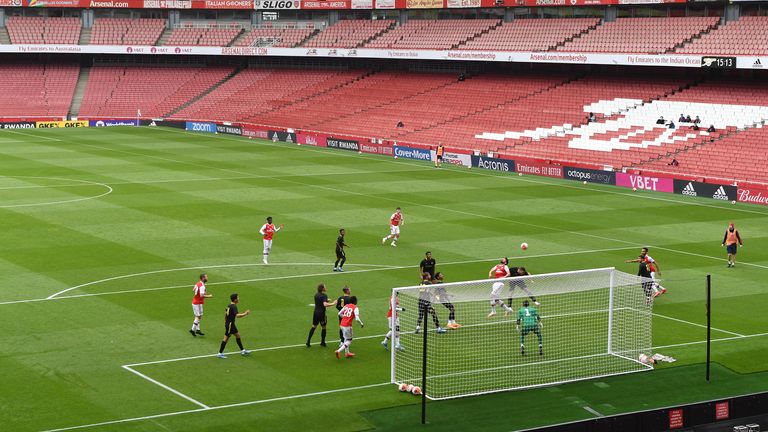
[
  {"left": 652, "top": 311, "right": 745, "bottom": 337},
  {"left": 0, "top": 176, "right": 113, "bottom": 209},
  {"left": 40, "top": 382, "right": 390, "bottom": 432},
  {"left": 121, "top": 365, "right": 210, "bottom": 409},
  {"left": 45, "top": 332, "right": 768, "bottom": 432},
  {"left": 45, "top": 262, "right": 398, "bottom": 299},
  {"left": 583, "top": 406, "right": 604, "bottom": 417},
  {"left": 0, "top": 247, "right": 635, "bottom": 305},
  {"left": 3, "top": 129, "right": 62, "bottom": 141}
]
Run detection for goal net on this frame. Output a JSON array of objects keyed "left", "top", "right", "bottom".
[{"left": 390, "top": 267, "right": 654, "bottom": 400}]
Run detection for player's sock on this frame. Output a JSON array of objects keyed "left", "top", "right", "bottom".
[
  {"left": 321, "top": 329, "right": 327, "bottom": 345},
  {"left": 306, "top": 327, "right": 315, "bottom": 346},
  {"left": 236, "top": 338, "right": 244, "bottom": 351},
  {"left": 192, "top": 318, "right": 199, "bottom": 331},
  {"left": 219, "top": 341, "right": 227, "bottom": 354}
]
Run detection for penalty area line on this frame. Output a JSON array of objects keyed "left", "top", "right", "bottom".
[
  {"left": 40, "top": 382, "right": 390, "bottom": 432},
  {"left": 45, "top": 332, "right": 768, "bottom": 432},
  {"left": 121, "top": 365, "right": 210, "bottom": 409}
]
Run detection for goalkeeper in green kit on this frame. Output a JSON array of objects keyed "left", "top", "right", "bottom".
[{"left": 516, "top": 300, "right": 543, "bottom": 356}]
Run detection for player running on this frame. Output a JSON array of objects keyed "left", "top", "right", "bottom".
[
  {"left": 507, "top": 266, "right": 539, "bottom": 309},
  {"left": 433, "top": 272, "right": 460, "bottom": 329},
  {"left": 722, "top": 222, "right": 743, "bottom": 268},
  {"left": 259, "top": 216, "right": 283, "bottom": 264},
  {"left": 307, "top": 283, "right": 337, "bottom": 347},
  {"left": 333, "top": 228, "right": 349, "bottom": 272},
  {"left": 488, "top": 258, "right": 513, "bottom": 317},
  {"left": 217, "top": 293, "right": 251, "bottom": 359},
  {"left": 516, "top": 300, "right": 543, "bottom": 356},
  {"left": 381, "top": 207, "right": 403, "bottom": 247},
  {"left": 382, "top": 294, "right": 405, "bottom": 351},
  {"left": 336, "top": 296, "right": 364, "bottom": 359},
  {"left": 625, "top": 248, "right": 666, "bottom": 297},
  {"left": 190, "top": 273, "right": 212, "bottom": 337}
]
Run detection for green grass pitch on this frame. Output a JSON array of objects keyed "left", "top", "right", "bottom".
[{"left": 0, "top": 126, "right": 766, "bottom": 431}]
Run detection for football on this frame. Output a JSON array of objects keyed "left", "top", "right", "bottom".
[
  {"left": 521, "top": 242, "right": 528, "bottom": 250},
  {"left": 398, "top": 383, "right": 409, "bottom": 392},
  {"left": 583, "top": 180, "right": 587, "bottom": 185},
  {"left": 411, "top": 386, "right": 422, "bottom": 395},
  {"left": 632, "top": 187, "right": 637, "bottom": 192}
]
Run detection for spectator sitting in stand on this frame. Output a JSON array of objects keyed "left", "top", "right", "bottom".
[
  {"left": 685, "top": 115, "right": 692, "bottom": 123},
  {"left": 694, "top": 116, "right": 701, "bottom": 124},
  {"left": 668, "top": 158, "right": 679, "bottom": 167},
  {"left": 656, "top": 116, "right": 666, "bottom": 125},
  {"left": 396, "top": 120, "right": 404, "bottom": 128},
  {"left": 668, "top": 121, "right": 676, "bottom": 129},
  {"left": 708, "top": 124, "right": 716, "bottom": 133},
  {"left": 458, "top": 73, "right": 465, "bottom": 82},
  {"left": 692, "top": 123, "right": 700, "bottom": 131},
  {"left": 678, "top": 114, "right": 686, "bottom": 122},
  {"left": 588, "top": 112, "right": 596, "bottom": 123}
]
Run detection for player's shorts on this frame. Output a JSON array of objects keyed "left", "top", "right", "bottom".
[
  {"left": 650, "top": 271, "right": 657, "bottom": 280},
  {"left": 312, "top": 311, "right": 327, "bottom": 326},
  {"left": 263, "top": 239, "right": 273, "bottom": 250},
  {"left": 388, "top": 316, "right": 400, "bottom": 330},
  {"left": 490, "top": 282, "right": 505, "bottom": 301},
  {"left": 336, "top": 249, "right": 345, "bottom": 259},
  {"left": 341, "top": 326, "right": 353, "bottom": 341},
  {"left": 225, "top": 322, "right": 239, "bottom": 336},
  {"left": 436, "top": 155, "right": 443, "bottom": 161},
  {"left": 390, "top": 225, "right": 400, "bottom": 236},
  {"left": 727, "top": 244, "right": 738, "bottom": 255},
  {"left": 192, "top": 303, "right": 204, "bottom": 316},
  {"left": 521, "top": 326, "right": 540, "bottom": 337}
]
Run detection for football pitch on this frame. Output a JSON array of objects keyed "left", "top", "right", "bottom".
[{"left": 1, "top": 126, "right": 767, "bottom": 432}]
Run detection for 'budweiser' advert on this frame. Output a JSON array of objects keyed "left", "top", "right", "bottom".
[{"left": 737, "top": 186, "right": 768, "bottom": 206}]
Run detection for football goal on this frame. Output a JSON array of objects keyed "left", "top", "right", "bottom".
[{"left": 390, "top": 267, "right": 654, "bottom": 400}]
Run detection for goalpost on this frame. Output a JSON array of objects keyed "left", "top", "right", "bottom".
[{"left": 390, "top": 267, "right": 654, "bottom": 400}]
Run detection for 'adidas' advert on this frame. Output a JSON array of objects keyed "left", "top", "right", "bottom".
[{"left": 674, "top": 180, "right": 736, "bottom": 201}]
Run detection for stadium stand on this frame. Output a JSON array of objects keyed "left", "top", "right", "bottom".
[
  {"left": 0, "top": 63, "right": 79, "bottom": 117},
  {"left": 363, "top": 19, "right": 500, "bottom": 50},
  {"left": 303, "top": 19, "right": 395, "bottom": 48},
  {"left": 676, "top": 16, "right": 768, "bottom": 56},
  {"left": 558, "top": 17, "right": 719, "bottom": 54},
  {"left": 257, "top": 73, "right": 569, "bottom": 138},
  {"left": 644, "top": 126, "right": 768, "bottom": 183},
  {"left": 170, "top": 68, "right": 369, "bottom": 122},
  {"left": 163, "top": 26, "right": 242, "bottom": 47},
  {"left": 89, "top": 18, "right": 165, "bottom": 46},
  {"left": 234, "top": 27, "right": 315, "bottom": 48},
  {"left": 6, "top": 17, "right": 81, "bottom": 45},
  {"left": 78, "top": 66, "right": 234, "bottom": 118},
  {"left": 460, "top": 18, "right": 600, "bottom": 52}
]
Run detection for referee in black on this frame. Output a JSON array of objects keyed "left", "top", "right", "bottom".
[
  {"left": 217, "top": 293, "right": 251, "bottom": 359},
  {"left": 336, "top": 285, "right": 352, "bottom": 341},
  {"left": 333, "top": 229, "right": 348, "bottom": 272},
  {"left": 420, "top": 251, "right": 436, "bottom": 279},
  {"left": 307, "top": 283, "right": 336, "bottom": 347}
]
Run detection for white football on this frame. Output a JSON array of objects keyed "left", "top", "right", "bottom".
[
  {"left": 583, "top": 181, "right": 587, "bottom": 185},
  {"left": 632, "top": 187, "right": 637, "bottom": 192},
  {"left": 411, "top": 386, "right": 422, "bottom": 395},
  {"left": 731, "top": 200, "right": 736, "bottom": 205},
  {"left": 518, "top": 172, "right": 523, "bottom": 176},
  {"left": 398, "top": 383, "right": 409, "bottom": 392},
  {"left": 521, "top": 242, "right": 528, "bottom": 250}
]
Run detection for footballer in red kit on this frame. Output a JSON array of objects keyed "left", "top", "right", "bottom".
[
  {"left": 488, "top": 259, "right": 513, "bottom": 318},
  {"left": 382, "top": 295, "right": 404, "bottom": 351},
  {"left": 336, "top": 296, "right": 364, "bottom": 359},
  {"left": 259, "top": 216, "right": 283, "bottom": 264},
  {"left": 190, "top": 273, "right": 212, "bottom": 337},
  {"left": 625, "top": 247, "right": 666, "bottom": 297},
  {"left": 381, "top": 207, "right": 403, "bottom": 247}
]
